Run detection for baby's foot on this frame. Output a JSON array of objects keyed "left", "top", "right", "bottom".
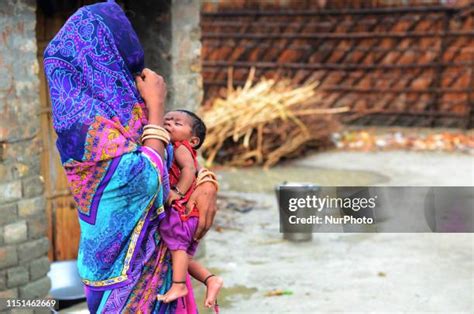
[
  {"left": 157, "top": 282, "right": 188, "bottom": 303},
  {"left": 204, "top": 276, "right": 224, "bottom": 309}
]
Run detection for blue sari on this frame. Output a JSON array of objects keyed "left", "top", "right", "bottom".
[{"left": 44, "top": 1, "right": 196, "bottom": 312}]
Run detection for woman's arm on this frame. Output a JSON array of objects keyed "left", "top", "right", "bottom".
[
  {"left": 187, "top": 181, "right": 218, "bottom": 240},
  {"left": 135, "top": 68, "right": 167, "bottom": 158}
]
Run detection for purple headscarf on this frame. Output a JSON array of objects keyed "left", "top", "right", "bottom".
[{"left": 44, "top": 0, "right": 145, "bottom": 164}]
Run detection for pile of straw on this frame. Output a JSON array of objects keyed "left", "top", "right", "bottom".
[{"left": 199, "top": 68, "right": 348, "bottom": 168}]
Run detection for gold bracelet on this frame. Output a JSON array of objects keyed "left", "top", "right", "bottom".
[
  {"left": 197, "top": 173, "right": 217, "bottom": 186},
  {"left": 198, "top": 168, "right": 211, "bottom": 175},
  {"left": 141, "top": 134, "right": 170, "bottom": 145},
  {"left": 142, "top": 135, "right": 169, "bottom": 143},
  {"left": 173, "top": 186, "right": 186, "bottom": 198},
  {"left": 142, "top": 128, "right": 170, "bottom": 139},
  {"left": 196, "top": 169, "right": 218, "bottom": 187},
  {"left": 198, "top": 174, "right": 217, "bottom": 183},
  {"left": 197, "top": 168, "right": 217, "bottom": 181},
  {"left": 141, "top": 126, "right": 170, "bottom": 145},
  {"left": 196, "top": 178, "right": 219, "bottom": 192},
  {"left": 144, "top": 124, "right": 166, "bottom": 130}
]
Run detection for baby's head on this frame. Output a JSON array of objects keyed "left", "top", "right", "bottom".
[{"left": 163, "top": 110, "right": 206, "bottom": 149}]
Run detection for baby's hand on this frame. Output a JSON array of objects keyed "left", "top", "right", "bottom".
[{"left": 166, "top": 190, "right": 181, "bottom": 205}]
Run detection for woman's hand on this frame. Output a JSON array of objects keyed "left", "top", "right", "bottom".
[
  {"left": 186, "top": 181, "right": 218, "bottom": 240},
  {"left": 135, "top": 68, "right": 167, "bottom": 119},
  {"left": 136, "top": 68, "right": 167, "bottom": 157}
]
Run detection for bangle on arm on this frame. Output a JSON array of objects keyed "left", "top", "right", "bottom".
[
  {"left": 196, "top": 178, "right": 219, "bottom": 191},
  {"left": 197, "top": 168, "right": 217, "bottom": 181},
  {"left": 196, "top": 168, "right": 219, "bottom": 191},
  {"left": 141, "top": 125, "right": 170, "bottom": 145},
  {"left": 173, "top": 186, "right": 186, "bottom": 198}
]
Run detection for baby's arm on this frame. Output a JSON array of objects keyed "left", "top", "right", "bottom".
[{"left": 170, "top": 145, "right": 196, "bottom": 200}]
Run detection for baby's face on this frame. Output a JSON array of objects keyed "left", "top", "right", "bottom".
[{"left": 163, "top": 111, "right": 194, "bottom": 143}]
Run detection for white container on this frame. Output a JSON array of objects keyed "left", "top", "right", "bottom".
[{"left": 47, "top": 260, "right": 85, "bottom": 300}]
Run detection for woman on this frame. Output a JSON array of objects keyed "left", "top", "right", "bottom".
[{"left": 43, "top": 1, "right": 217, "bottom": 312}]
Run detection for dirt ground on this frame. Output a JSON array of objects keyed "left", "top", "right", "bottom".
[
  {"left": 62, "top": 150, "right": 473, "bottom": 313},
  {"left": 193, "top": 150, "right": 473, "bottom": 313}
]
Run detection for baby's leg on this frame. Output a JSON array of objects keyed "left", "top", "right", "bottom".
[
  {"left": 188, "top": 258, "right": 210, "bottom": 282},
  {"left": 157, "top": 250, "right": 188, "bottom": 303},
  {"left": 189, "top": 259, "right": 223, "bottom": 309}
]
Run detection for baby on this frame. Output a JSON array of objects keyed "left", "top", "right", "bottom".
[{"left": 157, "top": 109, "right": 223, "bottom": 311}]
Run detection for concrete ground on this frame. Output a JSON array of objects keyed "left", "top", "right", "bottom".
[
  {"left": 193, "top": 150, "right": 474, "bottom": 313},
  {"left": 61, "top": 150, "right": 473, "bottom": 313}
]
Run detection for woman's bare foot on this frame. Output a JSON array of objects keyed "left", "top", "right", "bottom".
[
  {"left": 157, "top": 282, "right": 188, "bottom": 303},
  {"left": 204, "top": 276, "right": 223, "bottom": 309}
]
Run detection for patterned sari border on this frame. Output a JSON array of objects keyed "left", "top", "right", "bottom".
[
  {"left": 82, "top": 193, "right": 157, "bottom": 289},
  {"left": 79, "top": 155, "right": 122, "bottom": 224},
  {"left": 139, "top": 146, "right": 164, "bottom": 173}
]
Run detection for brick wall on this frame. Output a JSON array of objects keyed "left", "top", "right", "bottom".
[
  {"left": 0, "top": 0, "right": 51, "bottom": 306},
  {"left": 201, "top": 3, "right": 474, "bottom": 128}
]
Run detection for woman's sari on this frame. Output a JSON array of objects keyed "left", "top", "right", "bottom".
[{"left": 43, "top": 1, "right": 196, "bottom": 312}]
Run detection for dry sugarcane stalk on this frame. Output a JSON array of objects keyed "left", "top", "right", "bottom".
[{"left": 199, "top": 68, "right": 349, "bottom": 167}]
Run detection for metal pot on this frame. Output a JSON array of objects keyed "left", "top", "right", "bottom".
[{"left": 275, "top": 182, "right": 320, "bottom": 242}]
